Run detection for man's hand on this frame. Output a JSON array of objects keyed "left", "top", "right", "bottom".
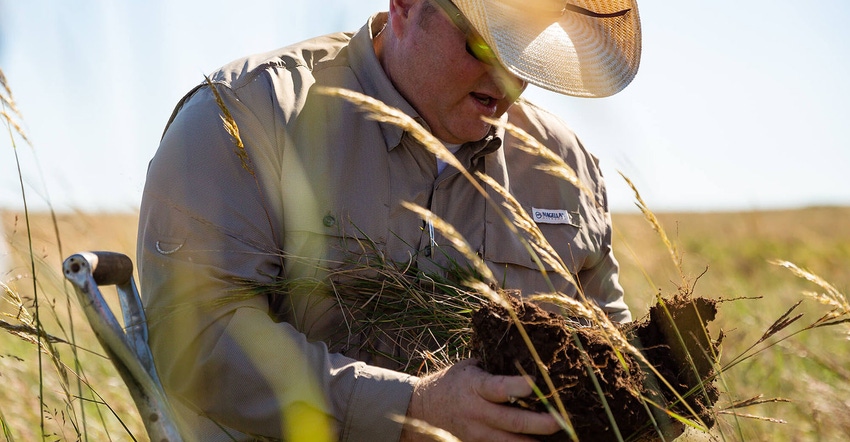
[{"left": 400, "top": 359, "right": 561, "bottom": 441}]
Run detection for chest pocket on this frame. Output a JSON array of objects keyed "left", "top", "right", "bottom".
[
  {"left": 275, "top": 170, "right": 390, "bottom": 346},
  {"left": 482, "top": 195, "right": 596, "bottom": 298},
  {"left": 281, "top": 115, "right": 391, "bottom": 277},
  {"left": 282, "top": 197, "right": 389, "bottom": 279}
]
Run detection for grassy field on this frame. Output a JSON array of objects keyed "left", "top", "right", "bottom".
[
  {"left": 614, "top": 206, "right": 850, "bottom": 441},
  {"left": 1, "top": 206, "right": 848, "bottom": 441},
  {"left": 1, "top": 211, "right": 144, "bottom": 441}
]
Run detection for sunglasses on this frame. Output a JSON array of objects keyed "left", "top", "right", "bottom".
[{"left": 431, "top": 0, "right": 499, "bottom": 66}]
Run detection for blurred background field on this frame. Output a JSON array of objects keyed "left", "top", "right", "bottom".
[
  {"left": 1, "top": 206, "right": 848, "bottom": 441},
  {"left": 1, "top": 211, "right": 143, "bottom": 440},
  {"left": 615, "top": 206, "right": 850, "bottom": 441}
]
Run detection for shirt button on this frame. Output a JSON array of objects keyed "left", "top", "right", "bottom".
[{"left": 322, "top": 215, "right": 336, "bottom": 227}]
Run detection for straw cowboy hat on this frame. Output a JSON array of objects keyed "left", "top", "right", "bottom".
[{"left": 449, "top": 0, "right": 641, "bottom": 97}]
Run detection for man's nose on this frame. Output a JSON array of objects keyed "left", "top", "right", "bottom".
[{"left": 487, "top": 63, "right": 527, "bottom": 102}]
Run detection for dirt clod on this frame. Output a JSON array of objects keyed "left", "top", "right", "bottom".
[{"left": 471, "top": 294, "right": 721, "bottom": 441}]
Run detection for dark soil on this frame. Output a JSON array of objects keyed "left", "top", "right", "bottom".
[{"left": 471, "top": 293, "right": 722, "bottom": 441}]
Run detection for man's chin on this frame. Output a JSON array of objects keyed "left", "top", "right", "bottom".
[
  {"left": 461, "top": 116, "right": 497, "bottom": 141},
  {"left": 432, "top": 114, "right": 496, "bottom": 143}
]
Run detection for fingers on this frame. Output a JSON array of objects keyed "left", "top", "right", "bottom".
[
  {"left": 475, "top": 370, "right": 533, "bottom": 404},
  {"left": 487, "top": 404, "right": 562, "bottom": 436},
  {"left": 466, "top": 364, "right": 561, "bottom": 436}
]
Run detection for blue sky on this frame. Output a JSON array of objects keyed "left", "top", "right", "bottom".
[{"left": 2, "top": 0, "right": 849, "bottom": 213}]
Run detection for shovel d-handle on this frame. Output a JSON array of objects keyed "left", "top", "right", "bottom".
[
  {"left": 65, "top": 251, "right": 134, "bottom": 286},
  {"left": 63, "top": 251, "right": 184, "bottom": 441}
]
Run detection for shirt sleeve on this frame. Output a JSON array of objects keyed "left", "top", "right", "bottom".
[
  {"left": 576, "top": 206, "right": 633, "bottom": 323},
  {"left": 575, "top": 144, "right": 632, "bottom": 323},
  {"left": 137, "top": 82, "right": 416, "bottom": 441}
]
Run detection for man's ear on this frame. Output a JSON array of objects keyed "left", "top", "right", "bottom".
[
  {"left": 389, "top": 0, "right": 417, "bottom": 18},
  {"left": 388, "top": 0, "right": 419, "bottom": 34}
]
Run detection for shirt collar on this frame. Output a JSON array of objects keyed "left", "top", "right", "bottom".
[{"left": 348, "top": 13, "right": 418, "bottom": 150}]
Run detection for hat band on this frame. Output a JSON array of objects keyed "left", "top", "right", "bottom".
[{"left": 563, "top": 3, "right": 631, "bottom": 18}]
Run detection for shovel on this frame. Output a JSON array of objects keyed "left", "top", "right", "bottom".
[{"left": 63, "top": 251, "right": 184, "bottom": 441}]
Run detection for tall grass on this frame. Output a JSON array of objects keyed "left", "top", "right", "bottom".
[
  {"left": 1, "top": 215, "right": 146, "bottom": 441},
  {"left": 614, "top": 207, "right": 850, "bottom": 441},
  {"left": 2, "top": 68, "right": 145, "bottom": 440},
  {"left": 2, "top": 67, "right": 849, "bottom": 441},
  {"left": 3, "top": 210, "right": 849, "bottom": 441}
]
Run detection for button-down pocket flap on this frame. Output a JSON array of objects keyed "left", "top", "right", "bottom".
[{"left": 484, "top": 203, "right": 584, "bottom": 272}]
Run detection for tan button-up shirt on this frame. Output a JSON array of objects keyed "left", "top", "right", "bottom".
[{"left": 138, "top": 13, "right": 630, "bottom": 442}]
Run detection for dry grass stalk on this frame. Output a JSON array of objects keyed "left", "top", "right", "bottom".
[
  {"left": 316, "top": 86, "right": 492, "bottom": 203},
  {"left": 475, "top": 172, "right": 574, "bottom": 293},
  {"left": 401, "top": 202, "right": 497, "bottom": 287},
  {"left": 2, "top": 68, "right": 54, "bottom": 437},
  {"left": 204, "top": 75, "right": 252, "bottom": 176},
  {"left": 1, "top": 280, "right": 86, "bottom": 437},
  {"left": 618, "top": 171, "right": 684, "bottom": 283},
  {"left": 721, "top": 262, "right": 850, "bottom": 378},
  {"left": 722, "top": 394, "right": 790, "bottom": 411},
  {"left": 390, "top": 414, "right": 462, "bottom": 442},
  {"left": 204, "top": 74, "right": 281, "bottom": 252},
  {"left": 772, "top": 260, "right": 850, "bottom": 335},
  {"left": 0, "top": 68, "right": 31, "bottom": 146},
  {"left": 1, "top": 109, "right": 31, "bottom": 147},
  {"left": 1, "top": 280, "right": 65, "bottom": 346},
  {"left": 482, "top": 116, "right": 596, "bottom": 205}
]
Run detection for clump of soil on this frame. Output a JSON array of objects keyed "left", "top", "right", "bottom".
[{"left": 471, "top": 293, "right": 722, "bottom": 441}]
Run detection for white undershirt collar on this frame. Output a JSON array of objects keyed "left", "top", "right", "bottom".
[{"left": 436, "top": 142, "right": 462, "bottom": 174}]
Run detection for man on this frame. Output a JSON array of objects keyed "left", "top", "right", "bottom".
[{"left": 137, "top": 0, "right": 640, "bottom": 440}]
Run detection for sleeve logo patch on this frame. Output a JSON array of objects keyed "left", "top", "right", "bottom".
[{"left": 532, "top": 207, "right": 577, "bottom": 226}]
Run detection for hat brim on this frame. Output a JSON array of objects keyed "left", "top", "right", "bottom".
[{"left": 455, "top": 0, "right": 641, "bottom": 98}]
